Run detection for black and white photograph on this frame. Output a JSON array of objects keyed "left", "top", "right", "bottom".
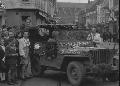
[{"left": 0, "top": 0, "right": 119, "bottom": 86}]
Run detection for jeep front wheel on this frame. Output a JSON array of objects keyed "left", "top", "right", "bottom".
[{"left": 67, "top": 61, "right": 84, "bottom": 86}]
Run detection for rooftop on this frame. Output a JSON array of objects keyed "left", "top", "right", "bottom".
[{"left": 57, "top": 2, "right": 88, "bottom": 9}]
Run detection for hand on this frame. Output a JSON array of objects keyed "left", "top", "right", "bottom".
[
  {"left": 11, "top": 53, "right": 18, "bottom": 56},
  {"left": 23, "top": 55, "right": 27, "bottom": 59}
]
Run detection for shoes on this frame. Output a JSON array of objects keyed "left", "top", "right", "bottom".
[
  {"left": 0, "top": 80, "right": 6, "bottom": 83},
  {"left": 12, "top": 81, "right": 18, "bottom": 84},
  {"left": 24, "top": 75, "right": 33, "bottom": 79},
  {"left": 7, "top": 81, "right": 15, "bottom": 85}
]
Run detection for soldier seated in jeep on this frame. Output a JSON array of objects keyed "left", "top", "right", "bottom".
[{"left": 87, "top": 27, "right": 103, "bottom": 47}]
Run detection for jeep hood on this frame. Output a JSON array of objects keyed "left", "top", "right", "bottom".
[{"left": 58, "top": 41, "right": 94, "bottom": 55}]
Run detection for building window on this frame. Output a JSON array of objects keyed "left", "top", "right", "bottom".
[
  {"left": 22, "top": 16, "right": 31, "bottom": 25},
  {"left": 22, "top": 0, "right": 29, "bottom": 2}
]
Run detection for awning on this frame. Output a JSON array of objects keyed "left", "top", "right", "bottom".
[
  {"left": 39, "top": 12, "right": 47, "bottom": 18},
  {"left": 38, "top": 11, "right": 56, "bottom": 24}
]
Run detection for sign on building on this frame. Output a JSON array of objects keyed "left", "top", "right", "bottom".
[{"left": 0, "top": 1, "right": 5, "bottom": 8}]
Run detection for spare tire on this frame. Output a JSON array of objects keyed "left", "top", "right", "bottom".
[{"left": 67, "top": 61, "right": 85, "bottom": 86}]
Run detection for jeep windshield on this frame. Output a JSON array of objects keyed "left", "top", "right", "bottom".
[{"left": 54, "top": 30, "right": 89, "bottom": 41}]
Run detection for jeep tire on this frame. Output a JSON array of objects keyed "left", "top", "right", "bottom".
[{"left": 67, "top": 61, "right": 85, "bottom": 86}]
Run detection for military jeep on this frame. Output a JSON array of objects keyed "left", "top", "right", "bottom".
[{"left": 29, "top": 24, "right": 118, "bottom": 86}]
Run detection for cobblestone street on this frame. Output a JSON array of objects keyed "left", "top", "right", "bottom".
[{"left": 0, "top": 70, "right": 119, "bottom": 86}]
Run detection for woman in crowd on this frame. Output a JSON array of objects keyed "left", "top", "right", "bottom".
[
  {"left": 19, "top": 31, "right": 32, "bottom": 80},
  {"left": 5, "top": 30, "right": 19, "bottom": 85},
  {"left": 0, "top": 39, "right": 6, "bottom": 83}
]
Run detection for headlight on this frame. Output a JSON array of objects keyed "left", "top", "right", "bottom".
[{"left": 34, "top": 43, "right": 40, "bottom": 49}]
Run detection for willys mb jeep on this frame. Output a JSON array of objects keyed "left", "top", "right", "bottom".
[{"left": 29, "top": 24, "right": 119, "bottom": 86}]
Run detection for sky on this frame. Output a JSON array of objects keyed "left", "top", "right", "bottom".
[{"left": 57, "top": 0, "right": 89, "bottom": 3}]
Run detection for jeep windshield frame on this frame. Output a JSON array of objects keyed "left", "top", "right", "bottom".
[{"left": 29, "top": 24, "right": 90, "bottom": 42}]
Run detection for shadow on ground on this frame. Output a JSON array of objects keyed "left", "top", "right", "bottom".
[{"left": 40, "top": 70, "right": 105, "bottom": 86}]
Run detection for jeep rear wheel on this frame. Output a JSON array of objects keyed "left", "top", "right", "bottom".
[{"left": 67, "top": 61, "right": 85, "bottom": 86}]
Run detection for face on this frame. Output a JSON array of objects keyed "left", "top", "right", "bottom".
[
  {"left": 3, "top": 28, "right": 7, "bottom": 32},
  {"left": 0, "top": 39, "right": 4, "bottom": 46},
  {"left": 92, "top": 28, "right": 96, "bottom": 33},
  {"left": 38, "top": 28, "right": 45, "bottom": 36},
  {"left": 9, "top": 31, "right": 14, "bottom": 37},
  {"left": 0, "top": 28, "right": 2, "bottom": 32},
  {"left": 23, "top": 32, "right": 29, "bottom": 38}
]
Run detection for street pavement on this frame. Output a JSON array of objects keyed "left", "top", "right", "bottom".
[{"left": 0, "top": 70, "right": 119, "bottom": 86}]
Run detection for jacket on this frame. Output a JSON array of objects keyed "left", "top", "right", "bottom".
[{"left": 0, "top": 45, "right": 6, "bottom": 72}]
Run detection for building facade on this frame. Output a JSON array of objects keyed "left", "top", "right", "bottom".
[
  {"left": 56, "top": 2, "right": 87, "bottom": 25},
  {"left": 0, "top": 1, "right": 5, "bottom": 27},
  {"left": 1, "top": 0, "right": 56, "bottom": 26},
  {"left": 85, "top": 0, "right": 104, "bottom": 27},
  {"left": 99, "top": 0, "right": 119, "bottom": 34}
]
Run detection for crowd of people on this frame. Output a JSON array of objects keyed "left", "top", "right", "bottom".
[{"left": 0, "top": 26, "right": 32, "bottom": 85}]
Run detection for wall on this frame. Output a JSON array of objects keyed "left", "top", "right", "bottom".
[
  {"left": 0, "top": 9, "right": 5, "bottom": 27},
  {"left": 56, "top": 2, "right": 87, "bottom": 24},
  {"left": 5, "top": 9, "right": 37, "bottom": 26},
  {"left": 2, "top": 0, "right": 56, "bottom": 17}
]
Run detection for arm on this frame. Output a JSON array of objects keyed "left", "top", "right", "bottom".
[{"left": 87, "top": 33, "right": 92, "bottom": 41}]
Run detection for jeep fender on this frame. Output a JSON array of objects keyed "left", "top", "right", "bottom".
[{"left": 61, "top": 55, "right": 90, "bottom": 72}]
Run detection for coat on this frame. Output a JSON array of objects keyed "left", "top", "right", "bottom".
[
  {"left": 0, "top": 45, "right": 6, "bottom": 72},
  {"left": 5, "top": 38, "right": 18, "bottom": 65}
]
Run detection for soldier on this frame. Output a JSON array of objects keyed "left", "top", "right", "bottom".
[
  {"left": 87, "top": 27, "right": 102, "bottom": 46},
  {"left": 5, "top": 30, "right": 19, "bottom": 85}
]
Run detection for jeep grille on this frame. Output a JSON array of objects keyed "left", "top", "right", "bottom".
[{"left": 90, "top": 49, "right": 116, "bottom": 64}]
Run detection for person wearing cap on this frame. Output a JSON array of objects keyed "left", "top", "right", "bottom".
[{"left": 87, "top": 27, "right": 102, "bottom": 46}]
